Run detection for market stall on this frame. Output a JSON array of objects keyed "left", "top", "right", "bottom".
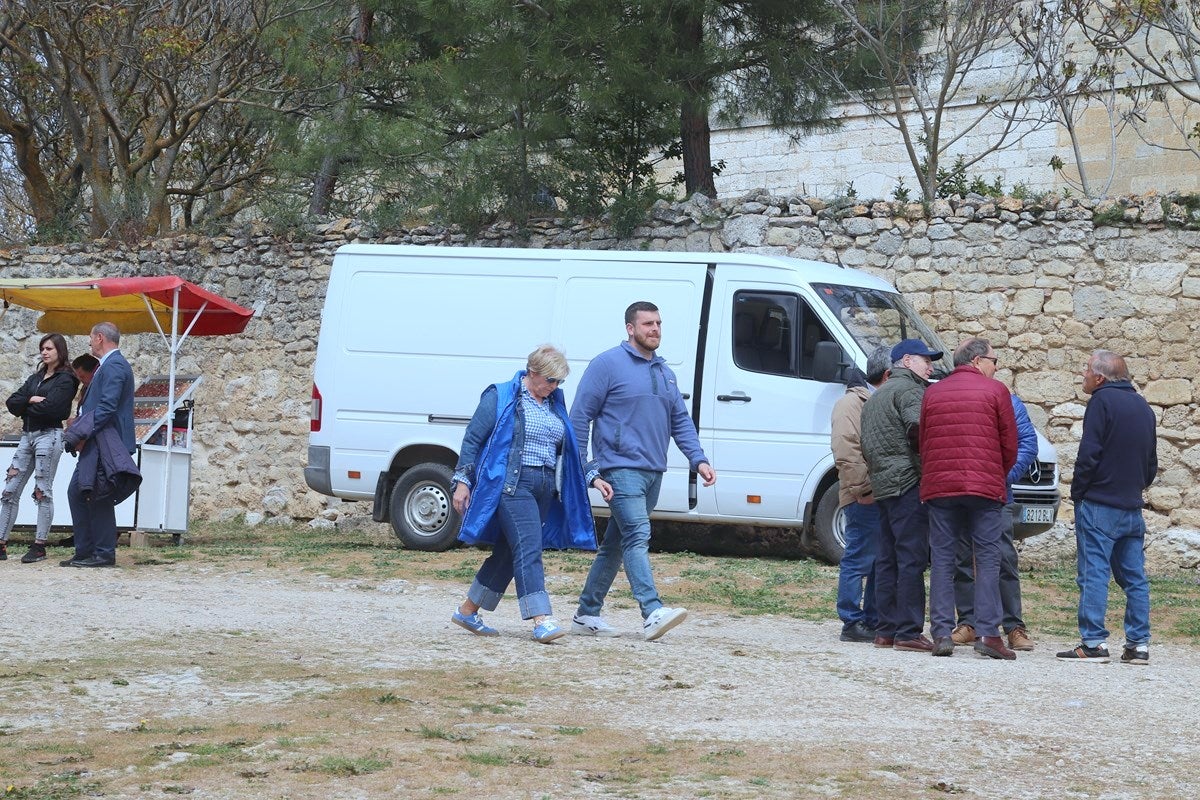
[{"left": 0, "top": 276, "right": 254, "bottom": 536}]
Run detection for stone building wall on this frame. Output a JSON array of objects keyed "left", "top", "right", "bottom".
[{"left": 0, "top": 192, "right": 1196, "bottom": 533}]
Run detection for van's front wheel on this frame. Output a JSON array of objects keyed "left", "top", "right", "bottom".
[
  {"left": 389, "top": 463, "right": 460, "bottom": 551},
  {"left": 812, "top": 481, "right": 846, "bottom": 565}
]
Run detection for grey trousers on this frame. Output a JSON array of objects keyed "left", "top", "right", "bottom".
[
  {"left": 928, "top": 496, "right": 1005, "bottom": 639},
  {"left": 954, "top": 503, "right": 1025, "bottom": 632}
]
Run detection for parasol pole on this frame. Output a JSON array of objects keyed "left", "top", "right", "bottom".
[{"left": 139, "top": 289, "right": 209, "bottom": 532}]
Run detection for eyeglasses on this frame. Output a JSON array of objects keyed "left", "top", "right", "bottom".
[
  {"left": 545, "top": 376, "right": 565, "bottom": 385},
  {"left": 978, "top": 355, "right": 999, "bottom": 365}
]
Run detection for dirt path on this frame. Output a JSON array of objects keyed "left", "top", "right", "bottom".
[{"left": 2, "top": 562, "right": 1197, "bottom": 799}]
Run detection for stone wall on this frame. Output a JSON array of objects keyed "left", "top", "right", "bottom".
[{"left": 1, "top": 192, "right": 1197, "bottom": 535}]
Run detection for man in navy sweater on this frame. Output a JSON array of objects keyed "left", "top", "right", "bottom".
[
  {"left": 569, "top": 301, "right": 717, "bottom": 641},
  {"left": 1058, "top": 350, "right": 1158, "bottom": 664}
]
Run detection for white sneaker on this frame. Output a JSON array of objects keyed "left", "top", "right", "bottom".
[
  {"left": 572, "top": 614, "right": 618, "bottom": 637},
  {"left": 643, "top": 607, "right": 687, "bottom": 641}
]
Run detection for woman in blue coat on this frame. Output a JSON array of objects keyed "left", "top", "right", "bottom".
[{"left": 449, "top": 345, "right": 596, "bottom": 643}]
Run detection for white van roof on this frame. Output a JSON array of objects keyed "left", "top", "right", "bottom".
[{"left": 333, "top": 244, "right": 896, "bottom": 293}]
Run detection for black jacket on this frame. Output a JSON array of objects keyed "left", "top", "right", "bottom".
[
  {"left": 6, "top": 367, "right": 79, "bottom": 432},
  {"left": 1071, "top": 381, "right": 1157, "bottom": 509}
]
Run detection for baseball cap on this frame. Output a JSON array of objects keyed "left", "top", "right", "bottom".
[{"left": 891, "top": 338, "right": 943, "bottom": 362}]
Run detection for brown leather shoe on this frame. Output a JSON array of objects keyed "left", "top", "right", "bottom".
[
  {"left": 873, "top": 635, "right": 895, "bottom": 648},
  {"left": 974, "top": 635, "right": 1016, "bottom": 660},
  {"left": 894, "top": 635, "right": 934, "bottom": 652},
  {"left": 1007, "top": 627, "right": 1035, "bottom": 651},
  {"left": 951, "top": 623, "right": 976, "bottom": 646},
  {"left": 932, "top": 636, "right": 955, "bottom": 657}
]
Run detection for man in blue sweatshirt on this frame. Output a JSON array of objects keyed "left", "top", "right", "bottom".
[
  {"left": 1057, "top": 350, "right": 1157, "bottom": 664},
  {"left": 569, "top": 301, "right": 717, "bottom": 641}
]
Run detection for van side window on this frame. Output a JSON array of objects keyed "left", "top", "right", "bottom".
[{"left": 732, "top": 291, "right": 836, "bottom": 380}]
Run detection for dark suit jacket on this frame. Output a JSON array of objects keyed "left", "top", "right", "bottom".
[
  {"left": 82, "top": 349, "right": 136, "bottom": 453},
  {"left": 65, "top": 410, "right": 142, "bottom": 504}
]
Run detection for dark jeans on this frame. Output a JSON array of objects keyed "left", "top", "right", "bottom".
[
  {"left": 874, "top": 485, "right": 929, "bottom": 641},
  {"left": 954, "top": 503, "right": 1024, "bottom": 632},
  {"left": 928, "top": 495, "right": 1005, "bottom": 639},
  {"left": 467, "top": 465, "right": 555, "bottom": 619},
  {"left": 836, "top": 500, "right": 879, "bottom": 629},
  {"left": 67, "top": 468, "right": 118, "bottom": 562}
]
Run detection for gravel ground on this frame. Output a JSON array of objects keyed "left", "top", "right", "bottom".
[{"left": 2, "top": 561, "right": 1198, "bottom": 799}]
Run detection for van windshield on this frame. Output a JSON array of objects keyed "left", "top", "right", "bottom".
[{"left": 811, "top": 283, "right": 953, "bottom": 375}]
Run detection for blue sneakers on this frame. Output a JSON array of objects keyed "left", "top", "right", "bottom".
[
  {"left": 532, "top": 618, "right": 567, "bottom": 644},
  {"left": 451, "top": 610, "right": 499, "bottom": 636}
]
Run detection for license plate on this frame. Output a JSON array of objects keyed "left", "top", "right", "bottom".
[{"left": 1021, "top": 506, "right": 1054, "bottom": 524}]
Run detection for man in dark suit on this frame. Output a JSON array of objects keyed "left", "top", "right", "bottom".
[{"left": 62, "top": 322, "right": 135, "bottom": 568}]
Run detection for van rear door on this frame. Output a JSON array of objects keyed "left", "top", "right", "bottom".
[{"left": 555, "top": 259, "right": 706, "bottom": 513}]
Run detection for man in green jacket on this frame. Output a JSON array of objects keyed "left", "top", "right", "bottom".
[{"left": 860, "top": 339, "right": 942, "bottom": 652}]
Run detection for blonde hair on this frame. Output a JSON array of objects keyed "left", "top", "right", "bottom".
[{"left": 527, "top": 344, "right": 569, "bottom": 381}]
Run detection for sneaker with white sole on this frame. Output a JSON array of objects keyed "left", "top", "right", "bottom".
[
  {"left": 451, "top": 610, "right": 499, "bottom": 636},
  {"left": 643, "top": 607, "right": 687, "bottom": 641},
  {"left": 572, "top": 614, "right": 618, "bottom": 637},
  {"left": 532, "top": 619, "right": 567, "bottom": 644},
  {"left": 1055, "top": 642, "right": 1110, "bottom": 662}
]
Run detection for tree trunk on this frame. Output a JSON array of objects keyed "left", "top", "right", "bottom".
[
  {"left": 309, "top": 9, "right": 374, "bottom": 217},
  {"left": 675, "top": 10, "right": 716, "bottom": 198}
]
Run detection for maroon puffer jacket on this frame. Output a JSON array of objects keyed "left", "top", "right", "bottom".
[{"left": 919, "top": 365, "right": 1017, "bottom": 502}]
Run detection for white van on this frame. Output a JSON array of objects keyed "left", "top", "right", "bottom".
[{"left": 305, "top": 244, "right": 1060, "bottom": 563}]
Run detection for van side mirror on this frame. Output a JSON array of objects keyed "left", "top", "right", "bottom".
[{"left": 812, "top": 341, "right": 847, "bottom": 383}]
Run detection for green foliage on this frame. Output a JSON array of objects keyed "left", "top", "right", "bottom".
[
  {"left": 1091, "top": 203, "right": 1126, "bottom": 227},
  {"left": 892, "top": 177, "right": 911, "bottom": 202},
  {"left": 309, "top": 753, "right": 390, "bottom": 776}
]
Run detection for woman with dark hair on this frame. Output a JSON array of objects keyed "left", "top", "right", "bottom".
[{"left": 0, "top": 333, "right": 79, "bottom": 563}]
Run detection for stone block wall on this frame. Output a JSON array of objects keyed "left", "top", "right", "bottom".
[{"left": 0, "top": 194, "right": 1196, "bottom": 533}]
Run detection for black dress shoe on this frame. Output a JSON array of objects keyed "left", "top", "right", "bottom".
[
  {"left": 839, "top": 621, "right": 876, "bottom": 643},
  {"left": 60, "top": 556, "right": 87, "bottom": 567},
  {"left": 72, "top": 555, "right": 117, "bottom": 568}
]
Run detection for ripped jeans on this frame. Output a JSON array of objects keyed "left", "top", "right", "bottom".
[{"left": 0, "top": 428, "right": 65, "bottom": 543}]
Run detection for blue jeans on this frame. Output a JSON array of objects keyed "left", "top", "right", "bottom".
[
  {"left": 836, "top": 500, "right": 879, "bottom": 629},
  {"left": 1074, "top": 499, "right": 1151, "bottom": 648},
  {"left": 467, "top": 465, "right": 555, "bottom": 619},
  {"left": 874, "top": 485, "right": 929, "bottom": 641},
  {"left": 0, "top": 428, "right": 65, "bottom": 542},
  {"left": 928, "top": 496, "right": 1005, "bottom": 639},
  {"left": 576, "top": 468, "right": 663, "bottom": 620}
]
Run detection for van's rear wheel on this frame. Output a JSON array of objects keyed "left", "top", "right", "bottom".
[
  {"left": 389, "top": 463, "right": 460, "bottom": 551},
  {"left": 812, "top": 481, "right": 846, "bottom": 565}
]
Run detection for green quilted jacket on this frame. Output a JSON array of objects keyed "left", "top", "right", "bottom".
[{"left": 859, "top": 367, "right": 928, "bottom": 500}]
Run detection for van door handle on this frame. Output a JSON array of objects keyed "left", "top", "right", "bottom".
[{"left": 717, "top": 393, "right": 752, "bottom": 403}]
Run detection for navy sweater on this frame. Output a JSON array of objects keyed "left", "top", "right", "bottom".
[{"left": 1071, "top": 381, "right": 1157, "bottom": 509}]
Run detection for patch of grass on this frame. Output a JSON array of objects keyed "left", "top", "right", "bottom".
[
  {"left": 417, "top": 725, "right": 472, "bottom": 742},
  {"left": 5, "top": 772, "right": 100, "bottom": 799},
  {"left": 308, "top": 753, "right": 390, "bottom": 776},
  {"left": 463, "top": 699, "right": 524, "bottom": 714},
  {"left": 464, "top": 747, "right": 551, "bottom": 768},
  {"left": 376, "top": 692, "right": 411, "bottom": 705},
  {"left": 555, "top": 726, "right": 585, "bottom": 735}
]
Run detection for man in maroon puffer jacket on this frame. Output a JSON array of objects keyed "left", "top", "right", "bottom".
[{"left": 920, "top": 338, "right": 1017, "bottom": 659}]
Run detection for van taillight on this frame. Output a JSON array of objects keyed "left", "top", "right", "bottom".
[{"left": 310, "top": 384, "right": 322, "bottom": 432}]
